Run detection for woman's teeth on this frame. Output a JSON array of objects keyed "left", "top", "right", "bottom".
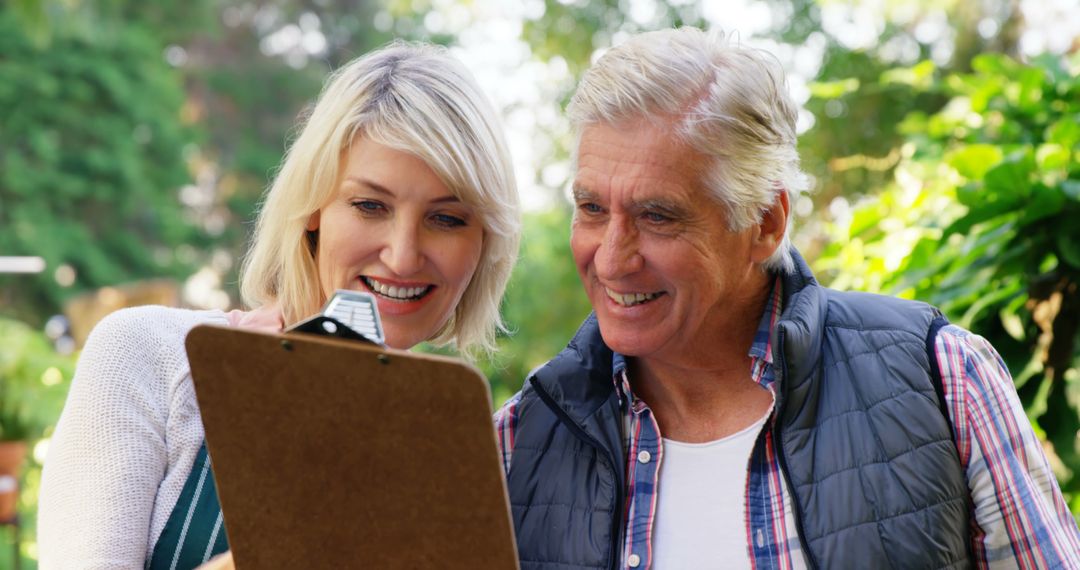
[{"left": 362, "top": 277, "right": 431, "bottom": 300}]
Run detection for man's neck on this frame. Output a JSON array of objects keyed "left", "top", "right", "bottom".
[{"left": 626, "top": 278, "right": 776, "bottom": 443}]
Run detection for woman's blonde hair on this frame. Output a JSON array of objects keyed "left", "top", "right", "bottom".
[{"left": 240, "top": 41, "right": 520, "bottom": 356}]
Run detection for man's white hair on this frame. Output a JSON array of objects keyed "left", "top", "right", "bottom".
[{"left": 568, "top": 27, "right": 808, "bottom": 272}]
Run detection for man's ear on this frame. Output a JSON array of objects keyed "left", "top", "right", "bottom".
[
  {"left": 305, "top": 210, "right": 321, "bottom": 232},
  {"left": 750, "top": 189, "right": 789, "bottom": 264}
]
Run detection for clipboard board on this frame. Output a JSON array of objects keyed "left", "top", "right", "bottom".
[{"left": 186, "top": 325, "right": 520, "bottom": 569}]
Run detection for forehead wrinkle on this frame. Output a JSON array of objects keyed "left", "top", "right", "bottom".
[{"left": 575, "top": 120, "right": 714, "bottom": 217}]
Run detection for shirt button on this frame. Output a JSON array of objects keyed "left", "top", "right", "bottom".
[
  {"left": 628, "top": 553, "right": 641, "bottom": 568},
  {"left": 637, "top": 450, "right": 651, "bottom": 464}
]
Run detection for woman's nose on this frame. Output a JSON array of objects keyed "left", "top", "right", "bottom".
[{"left": 379, "top": 219, "right": 425, "bottom": 276}]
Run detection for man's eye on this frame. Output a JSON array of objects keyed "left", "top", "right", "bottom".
[
  {"left": 579, "top": 203, "right": 603, "bottom": 215},
  {"left": 643, "top": 211, "right": 671, "bottom": 223},
  {"left": 432, "top": 213, "right": 467, "bottom": 228},
  {"left": 351, "top": 200, "right": 386, "bottom": 214}
]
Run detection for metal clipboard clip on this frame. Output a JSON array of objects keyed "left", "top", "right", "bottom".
[{"left": 285, "top": 290, "right": 385, "bottom": 346}]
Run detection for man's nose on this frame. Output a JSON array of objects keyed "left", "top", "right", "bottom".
[
  {"left": 594, "top": 218, "right": 643, "bottom": 280},
  {"left": 380, "top": 220, "right": 425, "bottom": 276}
]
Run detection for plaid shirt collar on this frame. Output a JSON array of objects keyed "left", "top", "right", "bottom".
[{"left": 612, "top": 276, "right": 784, "bottom": 403}]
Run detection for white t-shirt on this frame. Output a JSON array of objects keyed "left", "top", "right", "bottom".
[{"left": 651, "top": 408, "right": 772, "bottom": 570}]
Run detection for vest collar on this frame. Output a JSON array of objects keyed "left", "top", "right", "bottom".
[
  {"left": 529, "top": 313, "right": 619, "bottom": 428},
  {"left": 773, "top": 248, "right": 829, "bottom": 404}
]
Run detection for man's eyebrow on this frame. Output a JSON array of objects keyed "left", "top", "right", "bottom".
[
  {"left": 637, "top": 198, "right": 689, "bottom": 217},
  {"left": 571, "top": 185, "right": 600, "bottom": 203}
]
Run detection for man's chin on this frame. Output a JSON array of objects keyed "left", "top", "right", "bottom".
[{"left": 596, "top": 323, "right": 664, "bottom": 358}]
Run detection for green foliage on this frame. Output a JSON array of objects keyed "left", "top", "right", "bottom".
[
  {"left": 816, "top": 53, "right": 1080, "bottom": 513},
  {"left": 0, "top": 10, "right": 208, "bottom": 323},
  {"left": 478, "top": 207, "right": 593, "bottom": 406},
  {"left": 0, "top": 317, "right": 75, "bottom": 570},
  {"left": 0, "top": 318, "right": 75, "bottom": 442}
]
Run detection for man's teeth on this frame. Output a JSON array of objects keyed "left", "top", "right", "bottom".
[
  {"left": 363, "top": 277, "right": 430, "bottom": 300},
  {"left": 605, "top": 288, "right": 661, "bottom": 307}
]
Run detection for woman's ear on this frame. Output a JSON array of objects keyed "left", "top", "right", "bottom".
[
  {"left": 750, "top": 189, "right": 789, "bottom": 264},
  {"left": 305, "top": 211, "right": 321, "bottom": 231}
]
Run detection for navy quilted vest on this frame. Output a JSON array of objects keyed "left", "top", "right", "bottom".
[{"left": 506, "top": 250, "right": 971, "bottom": 569}]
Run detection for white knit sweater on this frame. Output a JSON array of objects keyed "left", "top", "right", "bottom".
[{"left": 38, "top": 306, "right": 230, "bottom": 569}]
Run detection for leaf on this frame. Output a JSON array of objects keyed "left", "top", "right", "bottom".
[
  {"left": 1014, "top": 67, "right": 1048, "bottom": 112},
  {"left": 947, "top": 144, "right": 1004, "bottom": 180},
  {"left": 1016, "top": 184, "right": 1066, "bottom": 228},
  {"left": 849, "top": 203, "right": 883, "bottom": 239},
  {"left": 955, "top": 182, "right": 983, "bottom": 208},
  {"left": 1058, "top": 231, "right": 1080, "bottom": 268},
  {"left": 972, "top": 53, "right": 1022, "bottom": 77},
  {"left": 1045, "top": 116, "right": 1080, "bottom": 148},
  {"left": 983, "top": 152, "right": 1034, "bottom": 198},
  {"left": 1036, "top": 144, "right": 1070, "bottom": 172},
  {"left": 808, "top": 78, "right": 860, "bottom": 99},
  {"left": 958, "top": 279, "right": 1022, "bottom": 329},
  {"left": 1029, "top": 52, "right": 1072, "bottom": 84},
  {"left": 999, "top": 303, "right": 1027, "bottom": 341},
  {"left": 944, "top": 204, "right": 1018, "bottom": 239},
  {"left": 880, "top": 60, "right": 936, "bottom": 90}
]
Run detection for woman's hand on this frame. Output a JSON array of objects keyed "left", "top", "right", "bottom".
[
  {"left": 196, "top": 551, "right": 235, "bottom": 570},
  {"left": 228, "top": 302, "right": 284, "bottom": 333}
]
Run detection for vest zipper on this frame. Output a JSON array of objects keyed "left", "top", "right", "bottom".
[
  {"left": 530, "top": 377, "right": 624, "bottom": 570},
  {"left": 772, "top": 327, "right": 821, "bottom": 570}
]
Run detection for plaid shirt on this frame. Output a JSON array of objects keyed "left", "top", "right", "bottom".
[{"left": 494, "top": 281, "right": 1080, "bottom": 569}]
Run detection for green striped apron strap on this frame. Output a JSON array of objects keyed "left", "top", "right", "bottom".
[{"left": 146, "top": 441, "right": 230, "bottom": 570}]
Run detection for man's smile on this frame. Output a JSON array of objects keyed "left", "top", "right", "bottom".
[{"left": 604, "top": 287, "right": 665, "bottom": 307}]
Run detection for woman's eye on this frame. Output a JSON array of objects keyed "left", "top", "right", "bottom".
[
  {"left": 351, "top": 200, "right": 386, "bottom": 214},
  {"left": 432, "top": 213, "right": 467, "bottom": 228}
]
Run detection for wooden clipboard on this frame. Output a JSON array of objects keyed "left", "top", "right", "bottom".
[{"left": 185, "top": 325, "right": 519, "bottom": 569}]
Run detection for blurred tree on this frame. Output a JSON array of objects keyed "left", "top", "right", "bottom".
[
  {"left": 516, "top": 0, "right": 1030, "bottom": 233},
  {"left": 0, "top": 9, "right": 209, "bottom": 324},
  {"left": 171, "top": 2, "right": 390, "bottom": 303},
  {"left": 0, "top": 316, "right": 77, "bottom": 569},
  {"left": 816, "top": 52, "right": 1080, "bottom": 514},
  {"left": 478, "top": 206, "right": 593, "bottom": 401},
  {"left": 0, "top": 0, "right": 396, "bottom": 324}
]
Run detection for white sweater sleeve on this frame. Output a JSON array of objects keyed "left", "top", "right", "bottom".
[{"left": 38, "top": 307, "right": 225, "bottom": 569}]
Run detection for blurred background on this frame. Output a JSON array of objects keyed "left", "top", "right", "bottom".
[{"left": 1, "top": 0, "right": 1079, "bottom": 566}]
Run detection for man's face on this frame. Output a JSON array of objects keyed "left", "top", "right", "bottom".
[{"left": 570, "top": 120, "right": 770, "bottom": 363}]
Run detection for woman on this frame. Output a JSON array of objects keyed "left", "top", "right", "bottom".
[{"left": 37, "top": 41, "right": 520, "bottom": 569}]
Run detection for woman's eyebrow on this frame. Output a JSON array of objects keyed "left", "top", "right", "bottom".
[
  {"left": 344, "top": 176, "right": 461, "bottom": 204},
  {"left": 343, "top": 177, "right": 395, "bottom": 197}
]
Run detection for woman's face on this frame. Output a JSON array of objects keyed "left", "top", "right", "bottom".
[{"left": 307, "top": 137, "right": 483, "bottom": 349}]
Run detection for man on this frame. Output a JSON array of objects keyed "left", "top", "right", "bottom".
[{"left": 495, "top": 27, "right": 1080, "bottom": 569}]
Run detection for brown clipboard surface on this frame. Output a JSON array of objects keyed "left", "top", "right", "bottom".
[{"left": 186, "top": 324, "right": 519, "bottom": 569}]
